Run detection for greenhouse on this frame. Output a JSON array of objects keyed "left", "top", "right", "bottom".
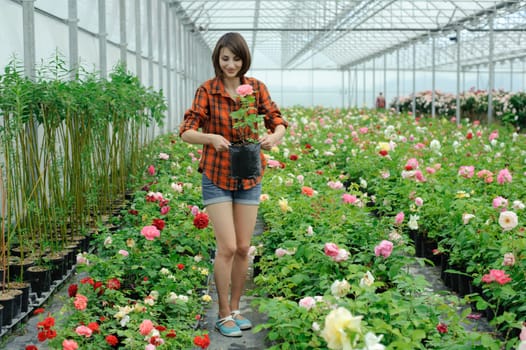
[{"left": 0, "top": 0, "right": 525, "bottom": 349}]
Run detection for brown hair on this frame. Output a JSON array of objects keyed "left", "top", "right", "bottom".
[{"left": 211, "top": 32, "right": 251, "bottom": 78}]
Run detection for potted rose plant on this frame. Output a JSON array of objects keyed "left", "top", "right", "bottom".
[{"left": 229, "top": 84, "right": 265, "bottom": 179}]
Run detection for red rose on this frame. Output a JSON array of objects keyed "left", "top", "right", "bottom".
[
  {"left": 128, "top": 209, "right": 139, "bottom": 215},
  {"left": 88, "top": 322, "right": 100, "bottom": 333},
  {"left": 33, "top": 308, "right": 45, "bottom": 315},
  {"left": 305, "top": 144, "right": 312, "bottom": 149},
  {"left": 466, "top": 132, "right": 473, "bottom": 139},
  {"left": 193, "top": 334, "right": 210, "bottom": 349},
  {"left": 152, "top": 218, "right": 165, "bottom": 231},
  {"left": 37, "top": 317, "right": 55, "bottom": 330},
  {"left": 379, "top": 149, "right": 388, "bottom": 156},
  {"left": 106, "top": 278, "right": 121, "bottom": 290},
  {"left": 37, "top": 331, "right": 47, "bottom": 342},
  {"left": 177, "top": 263, "right": 185, "bottom": 270},
  {"left": 166, "top": 329, "right": 177, "bottom": 338},
  {"left": 289, "top": 154, "right": 298, "bottom": 161},
  {"left": 68, "top": 284, "right": 78, "bottom": 297},
  {"left": 193, "top": 212, "right": 209, "bottom": 229},
  {"left": 46, "top": 329, "right": 57, "bottom": 339},
  {"left": 105, "top": 335, "right": 119, "bottom": 346},
  {"left": 436, "top": 323, "right": 448, "bottom": 334},
  {"left": 80, "top": 277, "right": 94, "bottom": 285},
  {"left": 25, "top": 345, "right": 39, "bottom": 350}
]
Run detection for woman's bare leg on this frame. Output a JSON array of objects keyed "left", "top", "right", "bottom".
[
  {"left": 230, "top": 204, "right": 259, "bottom": 312},
  {"left": 206, "top": 202, "right": 236, "bottom": 320}
]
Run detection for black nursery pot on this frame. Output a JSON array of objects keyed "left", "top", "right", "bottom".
[
  {"left": 0, "top": 292, "right": 15, "bottom": 326},
  {"left": 26, "top": 266, "right": 52, "bottom": 298},
  {"left": 6, "top": 282, "right": 31, "bottom": 313},
  {"left": 229, "top": 143, "right": 262, "bottom": 179}
]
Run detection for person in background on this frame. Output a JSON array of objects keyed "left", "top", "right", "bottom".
[
  {"left": 179, "top": 32, "right": 287, "bottom": 337},
  {"left": 376, "top": 92, "right": 386, "bottom": 109}
]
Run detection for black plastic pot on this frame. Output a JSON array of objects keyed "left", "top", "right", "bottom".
[
  {"left": 0, "top": 292, "right": 15, "bottom": 326},
  {"left": 229, "top": 143, "right": 261, "bottom": 179},
  {"left": 26, "top": 265, "right": 52, "bottom": 298}
]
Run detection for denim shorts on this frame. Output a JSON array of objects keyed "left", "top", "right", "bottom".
[{"left": 202, "top": 174, "right": 261, "bottom": 206}]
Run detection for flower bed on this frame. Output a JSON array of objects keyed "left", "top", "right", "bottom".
[
  {"left": 250, "top": 107, "right": 525, "bottom": 349},
  {"left": 24, "top": 107, "right": 526, "bottom": 349},
  {"left": 25, "top": 135, "right": 216, "bottom": 349}
]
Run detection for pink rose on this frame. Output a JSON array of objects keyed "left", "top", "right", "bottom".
[
  {"left": 458, "top": 165, "right": 475, "bottom": 178},
  {"left": 414, "top": 170, "right": 426, "bottom": 182},
  {"left": 160, "top": 205, "right": 170, "bottom": 215},
  {"left": 374, "top": 240, "right": 394, "bottom": 258},
  {"left": 267, "top": 159, "right": 281, "bottom": 168},
  {"left": 324, "top": 243, "right": 339, "bottom": 257},
  {"left": 75, "top": 325, "right": 93, "bottom": 337},
  {"left": 425, "top": 167, "right": 436, "bottom": 174},
  {"left": 342, "top": 194, "right": 357, "bottom": 204},
  {"left": 405, "top": 158, "right": 419, "bottom": 170},
  {"left": 489, "top": 130, "right": 498, "bottom": 141},
  {"left": 62, "top": 339, "right": 79, "bottom": 350},
  {"left": 394, "top": 212, "right": 405, "bottom": 225},
  {"left": 414, "top": 197, "right": 423, "bottom": 207},
  {"left": 139, "top": 319, "right": 154, "bottom": 336},
  {"left": 332, "top": 248, "right": 349, "bottom": 262},
  {"left": 141, "top": 225, "right": 160, "bottom": 241},
  {"left": 481, "top": 269, "right": 511, "bottom": 285},
  {"left": 147, "top": 165, "right": 155, "bottom": 176},
  {"left": 492, "top": 196, "right": 508, "bottom": 209},
  {"left": 497, "top": 168, "right": 512, "bottom": 184},
  {"left": 520, "top": 323, "right": 526, "bottom": 340},
  {"left": 236, "top": 84, "right": 253, "bottom": 97},
  {"left": 275, "top": 248, "right": 288, "bottom": 257},
  {"left": 73, "top": 294, "right": 88, "bottom": 310},
  {"left": 118, "top": 249, "right": 129, "bottom": 257},
  {"left": 298, "top": 297, "right": 316, "bottom": 310}
]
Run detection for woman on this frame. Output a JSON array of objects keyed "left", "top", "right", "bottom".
[{"left": 179, "top": 32, "right": 287, "bottom": 337}]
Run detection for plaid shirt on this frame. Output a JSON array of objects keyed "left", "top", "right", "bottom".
[{"left": 179, "top": 76, "right": 287, "bottom": 191}]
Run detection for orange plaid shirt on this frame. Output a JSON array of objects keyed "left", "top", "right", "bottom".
[{"left": 179, "top": 76, "right": 287, "bottom": 190}]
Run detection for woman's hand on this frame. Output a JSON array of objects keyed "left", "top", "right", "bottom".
[
  {"left": 211, "top": 134, "right": 231, "bottom": 152},
  {"left": 259, "top": 125, "right": 286, "bottom": 150},
  {"left": 259, "top": 133, "right": 278, "bottom": 150}
]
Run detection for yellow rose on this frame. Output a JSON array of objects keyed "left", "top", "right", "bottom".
[{"left": 321, "top": 307, "right": 363, "bottom": 350}]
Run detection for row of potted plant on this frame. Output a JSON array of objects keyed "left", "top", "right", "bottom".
[
  {"left": 394, "top": 88, "right": 526, "bottom": 128},
  {"left": 0, "top": 56, "right": 165, "bottom": 302}
]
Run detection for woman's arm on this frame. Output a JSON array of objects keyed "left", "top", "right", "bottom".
[{"left": 181, "top": 129, "right": 231, "bottom": 152}]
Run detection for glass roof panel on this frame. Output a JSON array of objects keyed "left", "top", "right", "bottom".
[{"left": 172, "top": 0, "right": 526, "bottom": 71}]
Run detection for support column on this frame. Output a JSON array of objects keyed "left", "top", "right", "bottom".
[
  {"left": 412, "top": 43, "right": 416, "bottom": 117},
  {"left": 362, "top": 63, "right": 366, "bottom": 107},
  {"left": 158, "top": 0, "right": 163, "bottom": 93},
  {"left": 68, "top": 0, "right": 79, "bottom": 80},
  {"left": 383, "top": 55, "right": 387, "bottom": 107},
  {"left": 372, "top": 58, "right": 376, "bottom": 108},
  {"left": 119, "top": 0, "right": 127, "bottom": 66},
  {"left": 147, "top": 0, "right": 153, "bottom": 87},
  {"left": 135, "top": 0, "right": 142, "bottom": 82},
  {"left": 488, "top": 15, "right": 495, "bottom": 124},
  {"left": 22, "top": 0, "right": 36, "bottom": 80},
  {"left": 455, "top": 28, "right": 461, "bottom": 125},
  {"left": 396, "top": 49, "right": 400, "bottom": 113},
  {"left": 165, "top": 3, "right": 171, "bottom": 131},
  {"left": 98, "top": 0, "right": 107, "bottom": 79},
  {"left": 431, "top": 35, "right": 436, "bottom": 118}
]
